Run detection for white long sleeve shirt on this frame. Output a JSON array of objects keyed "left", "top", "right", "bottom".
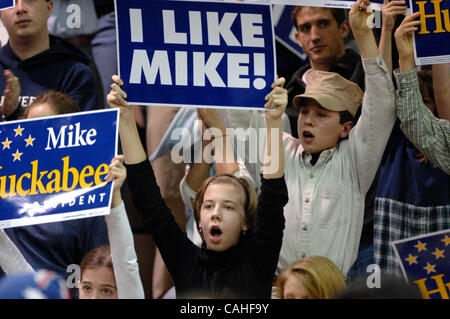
[
  {"left": 0, "top": 229, "right": 34, "bottom": 275},
  {"left": 278, "top": 55, "right": 396, "bottom": 277},
  {"left": 105, "top": 202, "right": 145, "bottom": 299}
]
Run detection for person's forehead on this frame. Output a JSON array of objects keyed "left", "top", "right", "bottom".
[
  {"left": 299, "top": 98, "right": 326, "bottom": 110},
  {"left": 204, "top": 183, "right": 245, "bottom": 204},
  {"left": 295, "top": 7, "right": 335, "bottom": 24}
]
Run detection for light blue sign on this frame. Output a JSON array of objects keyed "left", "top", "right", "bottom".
[{"left": 115, "top": 0, "right": 276, "bottom": 110}]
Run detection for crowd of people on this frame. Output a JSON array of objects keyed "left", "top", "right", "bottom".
[{"left": 0, "top": 0, "right": 448, "bottom": 300}]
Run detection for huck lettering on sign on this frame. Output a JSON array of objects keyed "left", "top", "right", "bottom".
[
  {"left": 410, "top": 0, "right": 450, "bottom": 64},
  {"left": 392, "top": 229, "right": 450, "bottom": 299},
  {"left": 0, "top": 109, "right": 119, "bottom": 229},
  {"left": 114, "top": 0, "right": 276, "bottom": 110}
]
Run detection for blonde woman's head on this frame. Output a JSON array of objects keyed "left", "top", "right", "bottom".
[{"left": 276, "top": 256, "right": 346, "bottom": 299}]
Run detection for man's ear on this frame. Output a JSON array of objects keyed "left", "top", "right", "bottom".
[
  {"left": 340, "top": 121, "right": 353, "bottom": 138},
  {"left": 339, "top": 20, "right": 350, "bottom": 39},
  {"left": 294, "top": 31, "right": 303, "bottom": 49},
  {"left": 47, "top": 0, "right": 54, "bottom": 17}
]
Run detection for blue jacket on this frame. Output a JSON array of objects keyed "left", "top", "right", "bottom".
[{"left": 0, "top": 35, "right": 99, "bottom": 121}]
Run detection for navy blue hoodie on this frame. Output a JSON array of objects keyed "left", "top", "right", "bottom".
[{"left": 0, "top": 35, "right": 99, "bottom": 121}]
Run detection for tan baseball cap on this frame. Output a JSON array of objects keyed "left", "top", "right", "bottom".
[{"left": 293, "top": 70, "right": 363, "bottom": 116}]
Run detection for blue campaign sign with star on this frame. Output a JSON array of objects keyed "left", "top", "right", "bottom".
[
  {"left": 392, "top": 229, "right": 450, "bottom": 299},
  {"left": 115, "top": 0, "right": 276, "bottom": 110},
  {"left": 0, "top": 0, "right": 14, "bottom": 10},
  {"left": 0, "top": 109, "right": 119, "bottom": 229},
  {"left": 410, "top": 0, "right": 450, "bottom": 65}
]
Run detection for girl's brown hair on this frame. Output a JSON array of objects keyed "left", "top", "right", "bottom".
[
  {"left": 193, "top": 174, "right": 258, "bottom": 234},
  {"left": 80, "top": 245, "right": 114, "bottom": 279},
  {"left": 24, "top": 90, "right": 81, "bottom": 118}
]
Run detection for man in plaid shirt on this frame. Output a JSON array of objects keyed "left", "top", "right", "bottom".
[{"left": 374, "top": 12, "right": 450, "bottom": 275}]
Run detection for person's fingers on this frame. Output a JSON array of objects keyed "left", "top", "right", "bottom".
[
  {"left": 112, "top": 74, "right": 124, "bottom": 86},
  {"left": 112, "top": 154, "right": 125, "bottom": 164},
  {"left": 111, "top": 83, "right": 127, "bottom": 99}
]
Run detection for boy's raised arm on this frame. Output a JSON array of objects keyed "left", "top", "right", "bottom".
[
  {"left": 348, "top": 0, "right": 397, "bottom": 194},
  {"left": 349, "top": 0, "right": 379, "bottom": 60},
  {"left": 263, "top": 77, "right": 286, "bottom": 179}
]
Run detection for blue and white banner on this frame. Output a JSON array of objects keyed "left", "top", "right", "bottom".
[
  {"left": 115, "top": 0, "right": 276, "bottom": 110},
  {"left": 270, "top": 0, "right": 384, "bottom": 11},
  {"left": 392, "top": 229, "right": 450, "bottom": 299},
  {"left": 272, "top": 4, "right": 308, "bottom": 60},
  {"left": 0, "top": 109, "right": 119, "bottom": 229},
  {"left": 0, "top": 0, "right": 14, "bottom": 10},
  {"left": 410, "top": 0, "right": 450, "bottom": 65}
]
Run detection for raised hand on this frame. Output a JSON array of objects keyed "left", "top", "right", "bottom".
[
  {"left": 107, "top": 75, "right": 134, "bottom": 121},
  {"left": 106, "top": 155, "right": 127, "bottom": 208},
  {"left": 394, "top": 11, "right": 420, "bottom": 71},
  {"left": 264, "top": 77, "right": 287, "bottom": 122},
  {"left": 349, "top": 0, "right": 373, "bottom": 34},
  {"left": 382, "top": 0, "right": 408, "bottom": 32},
  {"left": 1, "top": 70, "right": 20, "bottom": 118}
]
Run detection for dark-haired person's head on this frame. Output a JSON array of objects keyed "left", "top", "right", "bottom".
[
  {"left": 293, "top": 70, "right": 362, "bottom": 154},
  {"left": 291, "top": 6, "right": 350, "bottom": 70}
]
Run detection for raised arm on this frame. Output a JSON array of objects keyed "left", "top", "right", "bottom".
[
  {"left": 107, "top": 75, "right": 147, "bottom": 164},
  {"left": 394, "top": 11, "right": 420, "bottom": 72},
  {"left": 394, "top": 15, "right": 450, "bottom": 174},
  {"left": 263, "top": 77, "right": 286, "bottom": 179},
  {"left": 432, "top": 63, "right": 450, "bottom": 120},
  {"left": 185, "top": 108, "right": 239, "bottom": 194},
  {"left": 378, "top": 0, "right": 408, "bottom": 74},
  {"left": 1, "top": 70, "right": 21, "bottom": 120},
  {"left": 348, "top": 0, "right": 397, "bottom": 193},
  {"left": 0, "top": 229, "right": 34, "bottom": 275},
  {"left": 349, "top": 0, "right": 379, "bottom": 60},
  {"left": 104, "top": 155, "right": 144, "bottom": 299},
  {"left": 247, "top": 78, "right": 288, "bottom": 281},
  {"left": 107, "top": 76, "right": 197, "bottom": 282}
]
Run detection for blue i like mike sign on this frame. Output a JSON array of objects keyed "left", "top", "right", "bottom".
[
  {"left": 0, "top": 109, "right": 119, "bottom": 229},
  {"left": 392, "top": 229, "right": 450, "bottom": 299},
  {"left": 0, "top": 0, "right": 14, "bottom": 10},
  {"left": 115, "top": 0, "right": 276, "bottom": 110}
]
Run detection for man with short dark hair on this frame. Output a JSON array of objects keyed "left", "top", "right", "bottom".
[
  {"left": 0, "top": 0, "right": 99, "bottom": 121},
  {"left": 286, "top": 6, "right": 365, "bottom": 138}
]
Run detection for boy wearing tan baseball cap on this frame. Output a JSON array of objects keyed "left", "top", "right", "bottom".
[
  {"left": 293, "top": 70, "right": 363, "bottom": 157},
  {"left": 271, "top": 0, "right": 397, "bottom": 283}
]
